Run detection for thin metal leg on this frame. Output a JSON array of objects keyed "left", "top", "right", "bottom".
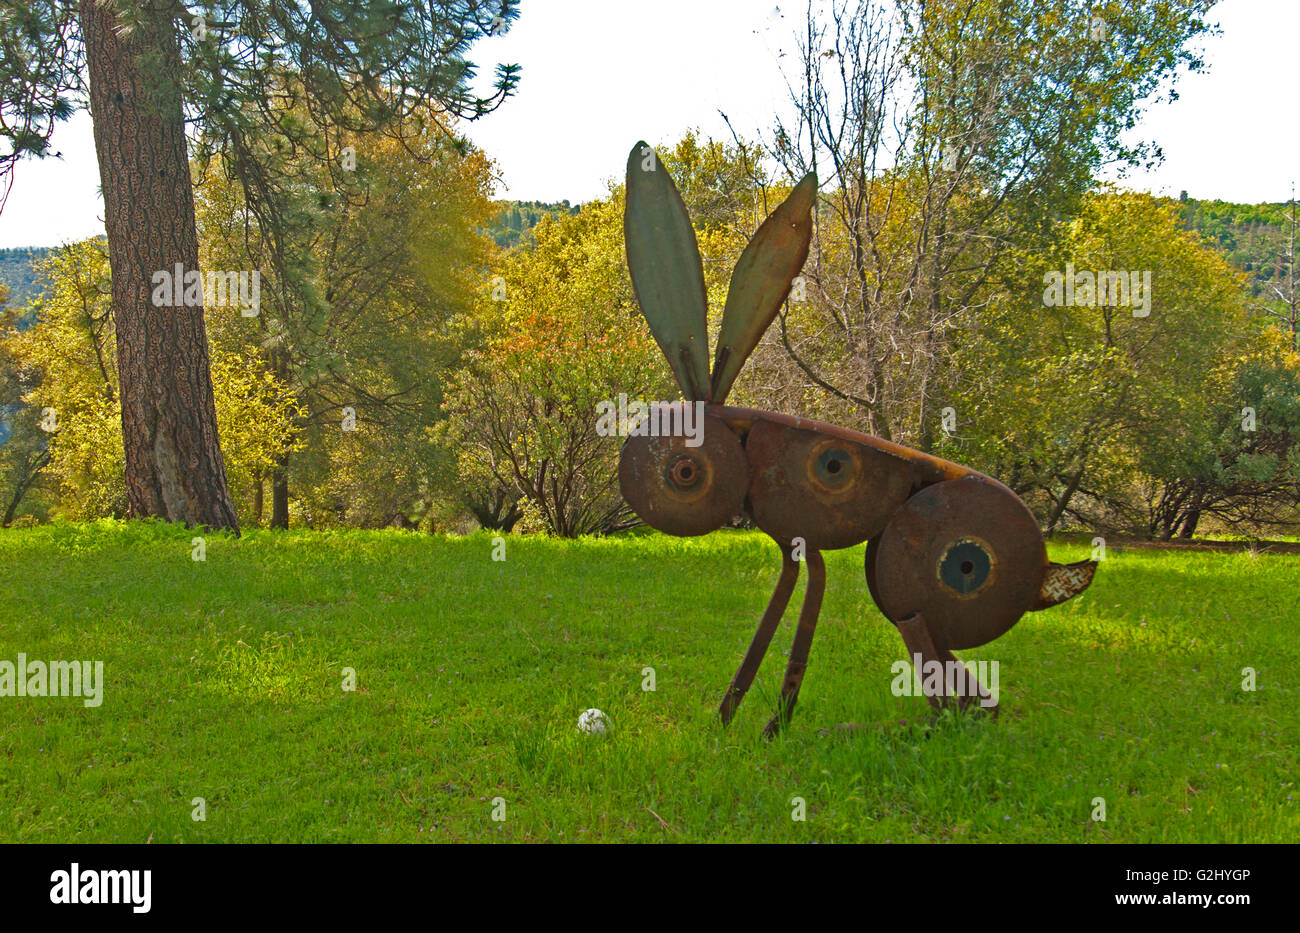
[
  {"left": 895, "top": 612, "right": 998, "bottom": 717},
  {"left": 762, "top": 549, "right": 826, "bottom": 738},
  {"left": 718, "top": 542, "right": 799, "bottom": 726}
]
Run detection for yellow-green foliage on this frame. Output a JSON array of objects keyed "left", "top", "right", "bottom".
[
  {"left": 210, "top": 349, "right": 306, "bottom": 519},
  {"left": 2, "top": 240, "right": 301, "bottom": 520},
  {"left": 195, "top": 107, "right": 497, "bottom": 528},
  {"left": 947, "top": 190, "right": 1284, "bottom": 528},
  {"left": 442, "top": 195, "right": 673, "bottom": 536},
  {"left": 437, "top": 134, "right": 768, "bottom": 536}
]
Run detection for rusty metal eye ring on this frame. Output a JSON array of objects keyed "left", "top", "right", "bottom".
[
  {"left": 665, "top": 453, "right": 707, "bottom": 498},
  {"left": 806, "top": 439, "right": 858, "bottom": 494}
]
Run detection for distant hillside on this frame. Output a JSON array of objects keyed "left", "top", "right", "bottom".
[
  {"left": 0, "top": 246, "right": 53, "bottom": 307},
  {"left": 3, "top": 198, "right": 1291, "bottom": 301},
  {"left": 484, "top": 200, "right": 580, "bottom": 250},
  {"left": 1174, "top": 196, "right": 1294, "bottom": 299}
]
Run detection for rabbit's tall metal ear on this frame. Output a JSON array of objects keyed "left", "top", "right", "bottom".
[
  {"left": 710, "top": 172, "right": 817, "bottom": 403},
  {"left": 624, "top": 141, "right": 711, "bottom": 401}
]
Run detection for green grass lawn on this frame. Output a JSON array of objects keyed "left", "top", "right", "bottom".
[{"left": 0, "top": 520, "right": 1295, "bottom": 842}]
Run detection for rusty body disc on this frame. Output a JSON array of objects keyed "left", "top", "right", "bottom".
[
  {"left": 745, "top": 418, "right": 920, "bottom": 551},
  {"left": 618, "top": 413, "right": 749, "bottom": 536},
  {"left": 868, "top": 475, "right": 1048, "bottom": 651}
]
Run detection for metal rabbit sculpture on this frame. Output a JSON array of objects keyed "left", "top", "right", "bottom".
[{"left": 617, "top": 142, "right": 1097, "bottom": 737}]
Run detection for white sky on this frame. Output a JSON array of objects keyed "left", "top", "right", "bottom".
[{"left": 0, "top": 0, "right": 1295, "bottom": 250}]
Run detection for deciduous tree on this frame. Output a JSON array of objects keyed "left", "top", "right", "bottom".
[{"left": 0, "top": 0, "right": 520, "bottom": 531}]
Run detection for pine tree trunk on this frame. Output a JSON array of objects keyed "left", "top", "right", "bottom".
[
  {"left": 80, "top": 0, "right": 240, "bottom": 532},
  {"left": 270, "top": 455, "right": 290, "bottom": 529}
]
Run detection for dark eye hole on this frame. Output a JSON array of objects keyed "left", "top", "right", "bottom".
[
  {"left": 812, "top": 446, "right": 855, "bottom": 490},
  {"left": 939, "top": 540, "right": 993, "bottom": 596}
]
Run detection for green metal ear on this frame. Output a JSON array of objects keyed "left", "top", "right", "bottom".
[
  {"left": 624, "top": 141, "right": 711, "bottom": 401},
  {"left": 710, "top": 172, "right": 817, "bottom": 403}
]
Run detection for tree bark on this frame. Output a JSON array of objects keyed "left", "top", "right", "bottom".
[
  {"left": 1045, "top": 462, "right": 1086, "bottom": 533},
  {"left": 1178, "top": 486, "right": 1204, "bottom": 539},
  {"left": 79, "top": 0, "right": 240, "bottom": 532},
  {"left": 270, "top": 454, "right": 289, "bottom": 529}
]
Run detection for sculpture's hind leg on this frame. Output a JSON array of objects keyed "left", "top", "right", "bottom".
[
  {"left": 719, "top": 542, "right": 799, "bottom": 726},
  {"left": 762, "top": 549, "right": 826, "bottom": 738},
  {"left": 895, "top": 612, "right": 998, "bottom": 718}
]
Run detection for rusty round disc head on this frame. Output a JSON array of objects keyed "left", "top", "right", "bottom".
[
  {"left": 746, "top": 418, "right": 919, "bottom": 551},
  {"left": 870, "top": 475, "right": 1048, "bottom": 651},
  {"left": 618, "top": 414, "right": 749, "bottom": 536}
]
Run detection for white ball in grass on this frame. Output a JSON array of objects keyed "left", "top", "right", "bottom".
[{"left": 577, "top": 708, "right": 610, "bottom": 736}]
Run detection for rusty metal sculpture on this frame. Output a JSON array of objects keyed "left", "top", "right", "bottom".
[{"left": 617, "top": 141, "right": 1097, "bottom": 737}]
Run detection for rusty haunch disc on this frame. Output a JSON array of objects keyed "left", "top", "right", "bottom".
[
  {"left": 618, "top": 413, "right": 749, "bottom": 536},
  {"left": 745, "top": 418, "right": 919, "bottom": 551},
  {"left": 869, "top": 475, "right": 1048, "bottom": 652}
]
